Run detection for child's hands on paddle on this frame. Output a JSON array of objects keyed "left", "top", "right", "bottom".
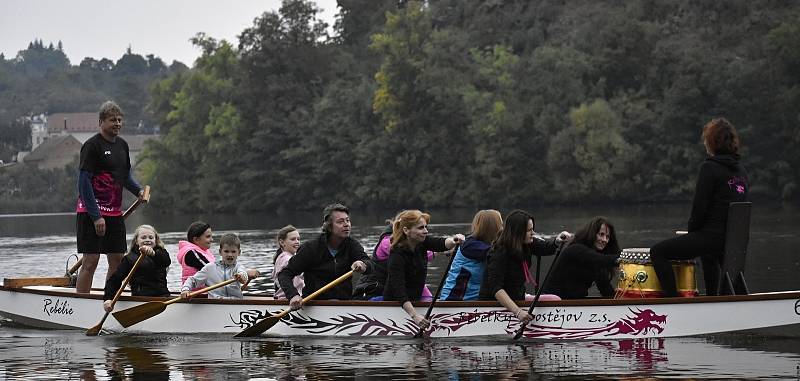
[
  {"left": 234, "top": 272, "right": 247, "bottom": 284},
  {"left": 139, "top": 245, "right": 155, "bottom": 256},
  {"left": 180, "top": 291, "right": 190, "bottom": 299}
]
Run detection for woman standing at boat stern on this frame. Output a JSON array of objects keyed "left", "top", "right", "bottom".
[
  {"left": 383, "top": 210, "right": 464, "bottom": 329},
  {"left": 650, "top": 117, "right": 749, "bottom": 297}
]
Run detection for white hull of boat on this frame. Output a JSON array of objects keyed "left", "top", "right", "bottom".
[{"left": 1, "top": 285, "right": 798, "bottom": 339}]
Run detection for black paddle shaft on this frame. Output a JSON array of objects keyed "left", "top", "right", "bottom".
[
  {"left": 415, "top": 243, "right": 460, "bottom": 338},
  {"left": 513, "top": 240, "right": 567, "bottom": 340}
]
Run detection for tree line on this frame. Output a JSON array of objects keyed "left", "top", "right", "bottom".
[
  {"left": 142, "top": 0, "right": 800, "bottom": 213},
  {"left": 3, "top": 0, "right": 800, "bottom": 214}
]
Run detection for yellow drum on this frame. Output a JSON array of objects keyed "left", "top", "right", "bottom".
[{"left": 615, "top": 248, "right": 698, "bottom": 298}]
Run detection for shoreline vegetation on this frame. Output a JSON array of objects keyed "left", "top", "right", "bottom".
[{"left": 3, "top": 1, "right": 800, "bottom": 214}]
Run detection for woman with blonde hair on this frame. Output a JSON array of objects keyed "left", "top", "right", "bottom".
[
  {"left": 383, "top": 210, "right": 464, "bottom": 329},
  {"left": 439, "top": 209, "right": 503, "bottom": 301},
  {"left": 102, "top": 224, "right": 171, "bottom": 312}
]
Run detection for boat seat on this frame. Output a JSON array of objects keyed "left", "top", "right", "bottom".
[{"left": 717, "top": 201, "right": 751, "bottom": 295}]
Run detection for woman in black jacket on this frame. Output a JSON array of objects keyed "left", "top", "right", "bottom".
[
  {"left": 479, "top": 210, "right": 569, "bottom": 324},
  {"left": 544, "top": 217, "right": 620, "bottom": 299},
  {"left": 383, "top": 210, "right": 464, "bottom": 329},
  {"left": 650, "top": 118, "right": 749, "bottom": 297}
]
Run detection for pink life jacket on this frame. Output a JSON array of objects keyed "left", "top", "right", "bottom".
[{"left": 178, "top": 240, "right": 216, "bottom": 285}]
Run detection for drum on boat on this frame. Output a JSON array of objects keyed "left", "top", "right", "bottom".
[{"left": 615, "top": 248, "right": 698, "bottom": 298}]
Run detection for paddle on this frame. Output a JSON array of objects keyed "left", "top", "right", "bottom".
[
  {"left": 85, "top": 249, "right": 147, "bottom": 336},
  {"left": 112, "top": 278, "right": 239, "bottom": 328},
  {"left": 70, "top": 186, "right": 151, "bottom": 277},
  {"left": 513, "top": 240, "right": 567, "bottom": 340},
  {"left": 234, "top": 270, "right": 354, "bottom": 338},
  {"left": 414, "top": 243, "right": 460, "bottom": 338}
]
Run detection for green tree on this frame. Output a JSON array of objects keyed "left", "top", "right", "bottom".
[{"left": 548, "top": 99, "right": 642, "bottom": 201}]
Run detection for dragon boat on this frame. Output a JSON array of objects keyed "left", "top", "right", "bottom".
[{"left": 1, "top": 281, "right": 798, "bottom": 340}]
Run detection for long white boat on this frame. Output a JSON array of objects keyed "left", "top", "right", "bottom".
[{"left": 1, "top": 282, "right": 799, "bottom": 340}]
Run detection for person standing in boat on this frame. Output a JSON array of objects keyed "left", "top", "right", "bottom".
[
  {"left": 382, "top": 210, "right": 465, "bottom": 329},
  {"left": 272, "top": 225, "right": 304, "bottom": 300},
  {"left": 75, "top": 101, "right": 146, "bottom": 293},
  {"left": 277, "top": 203, "right": 371, "bottom": 310},
  {"left": 102, "top": 224, "right": 170, "bottom": 311},
  {"left": 439, "top": 209, "right": 503, "bottom": 301},
  {"left": 542, "top": 217, "right": 621, "bottom": 299},
  {"left": 650, "top": 117, "right": 749, "bottom": 297},
  {"left": 479, "top": 210, "right": 569, "bottom": 323}
]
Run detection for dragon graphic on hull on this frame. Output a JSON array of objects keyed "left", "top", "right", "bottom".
[
  {"left": 229, "top": 307, "right": 667, "bottom": 339},
  {"left": 520, "top": 308, "right": 667, "bottom": 339}
]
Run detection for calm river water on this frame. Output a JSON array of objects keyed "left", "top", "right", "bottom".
[{"left": 1, "top": 204, "right": 799, "bottom": 380}]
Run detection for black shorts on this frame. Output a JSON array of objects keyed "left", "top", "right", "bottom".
[{"left": 76, "top": 213, "right": 127, "bottom": 254}]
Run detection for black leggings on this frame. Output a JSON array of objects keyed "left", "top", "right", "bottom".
[{"left": 649, "top": 231, "right": 724, "bottom": 297}]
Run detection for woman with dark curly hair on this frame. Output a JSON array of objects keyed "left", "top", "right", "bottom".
[
  {"left": 650, "top": 117, "right": 749, "bottom": 297},
  {"left": 543, "top": 217, "right": 621, "bottom": 299}
]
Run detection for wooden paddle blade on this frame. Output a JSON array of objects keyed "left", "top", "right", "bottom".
[
  {"left": 234, "top": 315, "right": 282, "bottom": 338},
  {"left": 234, "top": 271, "right": 353, "bottom": 338},
  {"left": 112, "top": 302, "right": 168, "bottom": 328},
  {"left": 85, "top": 321, "right": 105, "bottom": 336}
]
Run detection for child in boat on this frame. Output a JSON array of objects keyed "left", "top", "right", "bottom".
[
  {"left": 272, "top": 225, "right": 304, "bottom": 300},
  {"left": 180, "top": 233, "right": 249, "bottom": 299},
  {"left": 102, "top": 224, "right": 171, "bottom": 312},
  {"left": 177, "top": 221, "right": 216, "bottom": 288}
]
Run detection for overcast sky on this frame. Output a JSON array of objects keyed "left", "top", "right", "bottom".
[{"left": 0, "top": 0, "right": 339, "bottom": 66}]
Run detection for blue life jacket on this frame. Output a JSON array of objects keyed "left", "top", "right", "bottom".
[{"left": 439, "top": 237, "right": 490, "bottom": 301}]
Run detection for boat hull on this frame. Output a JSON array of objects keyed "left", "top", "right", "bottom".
[{"left": 1, "top": 285, "right": 798, "bottom": 339}]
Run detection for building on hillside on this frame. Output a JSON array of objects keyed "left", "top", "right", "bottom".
[
  {"left": 19, "top": 112, "right": 159, "bottom": 170},
  {"left": 44, "top": 112, "right": 97, "bottom": 148},
  {"left": 21, "top": 135, "right": 82, "bottom": 170},
  {"left": 29, "top": 114, "right": 48, "bottom": 150}
]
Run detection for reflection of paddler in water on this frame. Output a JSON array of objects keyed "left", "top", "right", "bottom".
[
  {"left": 240, "top": 339, "right": 338, "bottom": 381},
  {"left": 444, "top": 343, "right": 530, "bottom": 381},
  {"left": 85, "top": 346, "right": 170, "bottom": 381}
]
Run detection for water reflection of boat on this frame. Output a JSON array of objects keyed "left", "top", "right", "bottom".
[
  {"left": 1, "top": 283, "right": 799, "bottom": 340},
  {"left": 0, "top": 329, "right": 798, "bottom": 379}
]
